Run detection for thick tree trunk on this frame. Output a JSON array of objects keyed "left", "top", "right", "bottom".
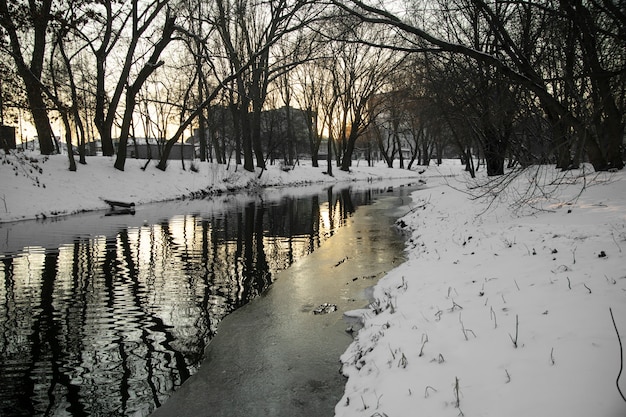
[
  {"left": 27, "top": 90, "right": 55, "bottom": 155},
  {"left": 241, "top": 107, "right": 254, "bottom": 172},
  {"left": 340, "top": 134, "right": 356, "bottom": 171},
  {"left": 483, "top": 132, "right": 507, "bottom": 176}
]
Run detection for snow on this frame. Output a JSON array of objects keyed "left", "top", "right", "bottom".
[
  {"left": 0, "top": 152, "right": 419, "bottom": 223},
  {"left": 1, "top": 151, "right": 625, "bottom": 416},
  {"left": 336, "top": 166, "right": 626, "bottom": 417}
]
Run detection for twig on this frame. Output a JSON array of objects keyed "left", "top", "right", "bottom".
[
  {"left": 550, "top": 347, "right": 555, "bottom": 365},
  {"left": 398, "top": 353, "right": 408, "bottom": 368},
  {"left": 459, "top": 312, "right": 476, "bottom": 340},
  {"left": 459, "top": 313, "right": 468, "bottom": 341},
  {"left": 567, "top": 276, "right": 572, "bottom": 290},
  {"left": 609, "top": 308, "right": 626, "bottom": 403},
  {"left": 361, "top": 395, "right": 368, "bottom": 410},
  {"left": 424, "top": 385, "right": 438, "bottom": 398},
  {"left": 388, "top": 344, "right": 396, "bottom": 360},
  {"left": 404, "top": 196, "right": 431, "bottom": 215},
  {"left": 419, "top": 335, "right": 428, "bottom": 357},
  {"left": 490, "top": 306, "right": 498, "bottom": 328},
  {"left": 584, "top": 283, "right": 592, "bottom": 294},
  {"left": 611, "top": 231, "right": 623, "bottom": 253},
  {"left": 375, "top": 392, "right": 383, "bottom": 409},
  {"left": 509, "top": 314, "right": 519, "bottom": 348},
  {"left": 450, "top": 299, "right": 463, "bottom": 312},
  {"left": 453, "top": 377, "right": 461, "bottom": 408}
]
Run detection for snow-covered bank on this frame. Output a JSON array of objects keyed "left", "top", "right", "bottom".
[
  {"left": 336, "top": 166, "right": 626, "bottom": 417},
  {"left": 2, "top": 150, "right": 624, "bottom": 417},
  {"left": 0, "top": 152, "right": 423, "bottom": 224}
]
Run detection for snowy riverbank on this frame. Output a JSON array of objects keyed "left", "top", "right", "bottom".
[
  {"left": 336, "top": 166, "right": 626, "bottom": 417},
  {"left": 1, "top": 151, "right": 624, "bottom": 416},
  {"left": 0, "top": 152, "right": 423, "bottom": 223}
]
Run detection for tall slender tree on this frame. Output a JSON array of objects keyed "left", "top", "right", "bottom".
[{"left": 113, "top": 7, "right": 177, "bottom": 171}]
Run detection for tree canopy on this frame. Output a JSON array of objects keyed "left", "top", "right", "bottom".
[{"left": 1, "top": 0, "right": 623, "bottom": 173}]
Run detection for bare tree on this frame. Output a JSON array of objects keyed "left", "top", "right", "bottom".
[
  {"left": 0, "top": 61, "right": 23, "bottom": 129},
  {"left": 0, "top": 0, "right": 56, "bottom": 154},
  {"left": 112, "top": 5, "right": 177, "bottom": 171},
  {"left": 156, "top": 0, "right": 320, "bottom": 171},
  {"left": 332, "top": 0, "right": 625, "bottom": 172},
  {"left": 292, "top": 59, "right": 325, "bottom": 167},
  {"left": 321, "top": 18, "right": 407, "bottom": 171}
]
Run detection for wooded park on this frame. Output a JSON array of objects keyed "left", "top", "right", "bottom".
[{"left": 1, "top": 0, "right": 624, "bottom": 176}]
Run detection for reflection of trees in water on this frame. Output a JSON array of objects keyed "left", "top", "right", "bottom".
[{"left": 0, "top": 189, "right": 362, "bottom": 416}]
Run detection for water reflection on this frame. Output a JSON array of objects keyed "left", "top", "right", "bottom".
[{"left": 0, "top": 185, "right": 389, "bottom": 416}]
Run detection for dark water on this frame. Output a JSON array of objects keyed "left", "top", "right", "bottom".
[{"left": 0, "top": 182, "right": 416, "bottom": 417}]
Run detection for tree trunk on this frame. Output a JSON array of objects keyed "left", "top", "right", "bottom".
[
  {"left": 251, "top": 106, "right": 265, "bottom": 170},
  {"left": 60, "top": 112, "right": 77, "bottom": 172},
  {"left": 340, "top": 132, "right": 357, "bottom": 171},
  {"left": 26, "top": 90, "right": 56, "bottom": 155},
  {"left": 483, "top": 133, "right": 507, "bottom": 176},
  {"left": 326, "top": 135, "right": 333, "bottom": 177},
  {"left": 113, "top": 93, "right": 135, "bottom": 171},
  {"left": 306, "top": 109, "right": 319, "bottom": 167},
  {"left": 198, "top": 84, "right": 207, "bottom": 162}
]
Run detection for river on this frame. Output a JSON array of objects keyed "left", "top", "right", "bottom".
[{"left": 0, "top": 181, "right": 418, "bottom": 416}]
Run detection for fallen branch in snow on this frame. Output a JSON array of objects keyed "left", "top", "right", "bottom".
[{"left": 609, "top": 307, "right": 626, "bottom": 403}]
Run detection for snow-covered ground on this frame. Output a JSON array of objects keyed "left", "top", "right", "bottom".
[
  {"left": 1, "top": 151, "right": 625, "bottom": 416},
  {"left": 0, "top": 152, "right": 420, "bottom": 223},
  {"left": 336, "top": 166, "right": 626, "bottom": 417}
]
